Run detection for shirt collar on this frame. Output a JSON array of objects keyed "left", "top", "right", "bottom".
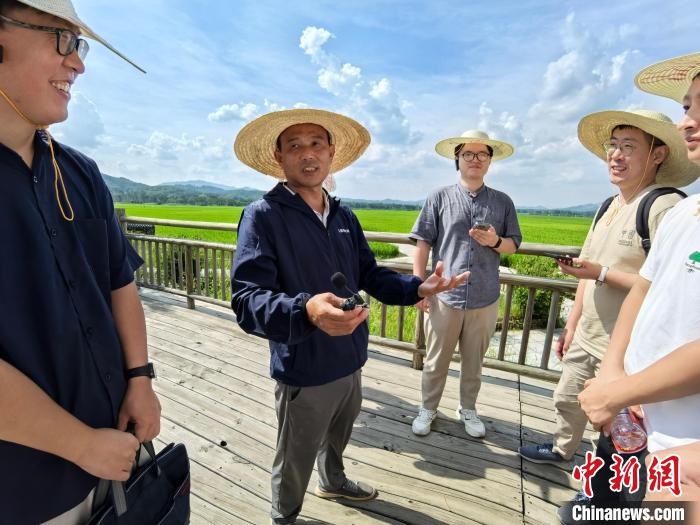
[{"left": 282, "top": 183, "right": 330, "bottom": 225}]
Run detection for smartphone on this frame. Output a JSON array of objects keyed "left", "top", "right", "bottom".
[
  {"left": 473, "top": 222, "right": 492, "bottom": 231},
  {"left": 541, "top": 252, "right": 575, "bottom": 266}
]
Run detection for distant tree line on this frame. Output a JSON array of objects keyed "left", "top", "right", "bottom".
[{"left": 105, "top": 175, "right": 595, "bottom": 215}]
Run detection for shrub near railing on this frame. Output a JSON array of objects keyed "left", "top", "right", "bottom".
[{"left": 117, "top": 210, "right": 580, "bottom": 381}]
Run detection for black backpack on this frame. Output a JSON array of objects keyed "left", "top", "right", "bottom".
[{"left": 592, "top": 187, "right": 687, "bottom": 255}]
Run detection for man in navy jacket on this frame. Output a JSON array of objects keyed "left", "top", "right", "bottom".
[{"left": 232, "top": 109, "right": 469, "bottom": 525}]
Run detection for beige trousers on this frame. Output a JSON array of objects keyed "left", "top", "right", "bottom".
[
  {"left": 41, "top": 489, "right": 94, "bottom": 525},
  {"left": 552, "top": 341, "right": 601, "bottom": 459},
  {"left": 421, "top": 298, "right": 499, "bottom": 411}
]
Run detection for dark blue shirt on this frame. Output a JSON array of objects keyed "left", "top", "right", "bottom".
[
  {"left": 231, "top": 183, "right": 422, "bottom": 387},
  {"left": 0, "top": 131, "right": 142, "bottom": 523}
]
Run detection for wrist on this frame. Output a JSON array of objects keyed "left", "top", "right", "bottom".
[
  {"left": 608, "top": 376, "right": 632, "bottom": 410},
  {"left": 490, "top": 236, "right": 502, "bottom": 249},
  {"left": 595, "top": 265, "right": 609, "bottom": 286},
  {"left": 66, "top": 423, "right": 95, "bottom": 465},
  {"left": 125, "top": 362, "right": 155, "bottom": 381}
]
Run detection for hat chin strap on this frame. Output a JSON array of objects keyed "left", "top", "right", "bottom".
[{"left": 0, "top": 88, "right": 74, "bottom": 221}]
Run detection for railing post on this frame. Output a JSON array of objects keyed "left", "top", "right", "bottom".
[
  {"left": 184, "top": 245, "right": 195, "bottom": 310},
  {"left": 116, "top": 208, "right": 127, "bottom": 233},
  {"left": 413, "top": 309, "right": 425, "bottom": 370}
]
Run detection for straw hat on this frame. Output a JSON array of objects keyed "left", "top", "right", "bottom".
[
  {"left": 16, "top": 0, "right": 145, "bottom": 73},
  {"left": 635, "top": 52, "right": 700, "bottom": 103},
  {"left": 435, "top": 130, "right": 514, "bottom": 161},
  {"left": 577, "top": 109, "right": 700, "bottom": 188},
  {"left": 234, "top": 108, "right": 371, "bottom": 179}
]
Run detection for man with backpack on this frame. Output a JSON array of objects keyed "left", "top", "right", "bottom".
[{"left": 519, "top": 109, "right": 700, "bottom": 468}]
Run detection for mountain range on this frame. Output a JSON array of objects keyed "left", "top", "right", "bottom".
[{"left": 104, "top": 175, "right": 599, "bottom": 214}]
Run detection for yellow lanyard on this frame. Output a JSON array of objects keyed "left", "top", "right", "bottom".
[{"left": 0, "top": 89, "right": 74, "bottom": 221}]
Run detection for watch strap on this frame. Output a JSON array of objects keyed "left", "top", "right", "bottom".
[
  {"left": 596, "top": 266, "right": 610, "bottom": 286},
  {"left": 125, "top": 363, "right": 155, "bottom": 380}
]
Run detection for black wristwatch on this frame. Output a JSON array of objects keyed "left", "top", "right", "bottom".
[
  {"left": 125, "top": 362, "right": 156, "bottom": 380},
  {"left": 491, "top": 236, "right": 503, "bottom": 250}
]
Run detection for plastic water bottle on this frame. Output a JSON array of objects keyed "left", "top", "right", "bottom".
[{"left": 610, "top": 408, "right": 647, "bottom": 454}]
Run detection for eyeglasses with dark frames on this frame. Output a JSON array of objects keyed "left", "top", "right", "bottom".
[
  {"left": 459, "top": 151, "right": 492, "bottom": 162},
  {"left": 0, "top": 14, "right": 89, "bottom": 61}
]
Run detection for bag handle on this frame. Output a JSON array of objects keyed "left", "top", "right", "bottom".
[{"left": 93, "top": 427, "right": 160, "bottom": 517}]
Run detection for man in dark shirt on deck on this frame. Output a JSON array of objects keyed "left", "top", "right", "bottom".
[{"left": 0, "top": 1, "right": 160, "bottom": 523}]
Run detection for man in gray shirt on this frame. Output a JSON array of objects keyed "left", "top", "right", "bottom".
[{"left": 410, "top": 130, "right": 522, "bottom": 437}]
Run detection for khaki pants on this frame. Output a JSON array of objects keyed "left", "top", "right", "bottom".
[
  {"left": 41, "top": 490, "right": 94, "bottom": 525},
  {"left": 552, "top": 342, "right": 601, "bottom": 459},
  {"left": 421, "top": 298, "right": 499, "bottom": 411}
]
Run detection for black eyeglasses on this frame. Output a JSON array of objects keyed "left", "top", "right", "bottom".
[
  {"left": 0, "top": 14, "right": 89, "bottom": 60},
  {"left": 460, "top": 151, "right": 492, "bottom": 162}
]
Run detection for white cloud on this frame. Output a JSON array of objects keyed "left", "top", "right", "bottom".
[
  {"left": 51, "top": 92, "right": 105, "bottom": 150},
  {"left": 369, "top": 78, "right": 391, "bottom": 99},
  {"left": 529, "top": 12, "right": 639, "bottom": 122},
  {"left": 318, "top": 63, "right": 362, "bottom": 96},
  {"left": 298, "top": 25, "right": 419, "bottom": 145},
  {"left": 299, "top": 26, "right": 333, "bottom": 62},
  {"left": 207, "top": 102, "right": 258, "bottom": 122},
  {"left": 127, "top": 132, "right": 206, "bottom": 161},
  {"left": 477, "top": 102, "right": 529, "bottom": 150}
]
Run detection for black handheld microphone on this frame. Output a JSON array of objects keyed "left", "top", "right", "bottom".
[{"left": 331, "top": 272, "right": 367, "bottom": 310}]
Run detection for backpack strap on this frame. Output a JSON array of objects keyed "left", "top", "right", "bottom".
[
  {"left": 592, "top": 196, "right": 616, "bottom": 231},
  {"left": 636, "top": 187, "right": 687, "bottom": 255}
]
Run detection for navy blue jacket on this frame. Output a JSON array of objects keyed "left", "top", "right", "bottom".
[{"left": 231, "top": 183, "right": 422, "bottom": 386}]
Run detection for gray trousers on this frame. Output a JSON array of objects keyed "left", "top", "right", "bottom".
[{"left": 271, "top": 370, "right": 362, "bottom": 522}]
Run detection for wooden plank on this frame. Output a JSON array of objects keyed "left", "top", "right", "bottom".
[
  {"left": 519, "top": 287, "right": 537, "bottom": 364},
  {"left": 137, "top": 289, "right": 582, "bottom": 524},
  {"left": 155, "top": 241, "right": 162, "bottom": 286},
  {"left": 148, "top": 342, "right": 520, "bottom": 508},
  {"left": 219, "top": 249, "right": 226, "bottom": 301},
  {"left": 212, "top": 248, "right": 218, "bottom": 299},
  {"left": 153, "top": 371, "right": 507, "bottom": 524},
  {"left": 541, "top": 290, "right": 560, "bottom": 369},
  {"left": 204, "top": 248, "right": 210, "bottom": 297},
  {"left": 144, "top": 319, "right": 524, "bottom": 451},
  {"left": 499, "top": 284, "right": 513, "bottom": 361}
]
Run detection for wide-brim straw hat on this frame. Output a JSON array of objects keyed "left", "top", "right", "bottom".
[
  {"left": 435, "top": 130, "right": 514, "bottom": 161},
  {"left": 234, "top": 108, "right": 371, "bottom": 179},
  {"left": 17, "top": 0, "right": 145, "bottom": 73},
  {"left": 635, "top": 52, "right": 700, "bottom": 103},
  {"left": 578, "top": 109, "right": 700, "bottom": 188}
]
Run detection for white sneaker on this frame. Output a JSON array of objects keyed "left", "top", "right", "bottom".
[
  {"left": 456, "top": 408, "right": 486, "bottom": 438},
  {"left": 412, "top": 408, "right": 437, "bottom": 436}
]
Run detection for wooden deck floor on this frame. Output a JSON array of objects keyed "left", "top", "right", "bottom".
[{"left": 141, "top": 289, "right": 593, "bottom": 525}]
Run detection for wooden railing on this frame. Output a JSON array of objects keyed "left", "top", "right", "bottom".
[{"left": 118, "top": 210, "right": 580, "bottom": 382}]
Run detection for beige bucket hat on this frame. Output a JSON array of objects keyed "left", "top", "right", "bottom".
[
  {"left": 578, "top": 109, "right": 700, "bottom": 188},
  {"left": 435, "top": 130, "right": 514, "bottom": 161},
  {"left": 234, "top": 108, "right": 371, "bottom": 179},
  {"left": 635, "top": 52, "right": 700, "bottom": 103},
  {"left": 16, "top": 0, "right": 145, "bottom": 73}
]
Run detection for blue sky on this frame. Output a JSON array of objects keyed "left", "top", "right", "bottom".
[{"left": 53, "top": 0, "right": 700, "bottom": 206}]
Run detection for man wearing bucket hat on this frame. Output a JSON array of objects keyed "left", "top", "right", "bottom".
[
  {"left": 231, "top": 108, "right": 469, "bottom": 525},
  {"left": 576, "top": 53, "right": 700, "bottom": 510},
  {"left": 0, "top": 1, "right": 159, "bottom": 524},
  {"left": 409, "top": 130, "right": 522, "bottom": 438},
  {"left": 519, "top": 109, "right": 699, "bottom": 476}
]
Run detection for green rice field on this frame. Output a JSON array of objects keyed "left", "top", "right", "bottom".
[
  {"left": 116, "top": 203, "right": 591, "bottom": 247},
  {"left": 118, "top": 203, "right": 589, "bottom": 343}
]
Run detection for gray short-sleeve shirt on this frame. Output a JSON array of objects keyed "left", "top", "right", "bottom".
[{"left": 410, "top": 183, "right": 522, "bottom": 309}]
